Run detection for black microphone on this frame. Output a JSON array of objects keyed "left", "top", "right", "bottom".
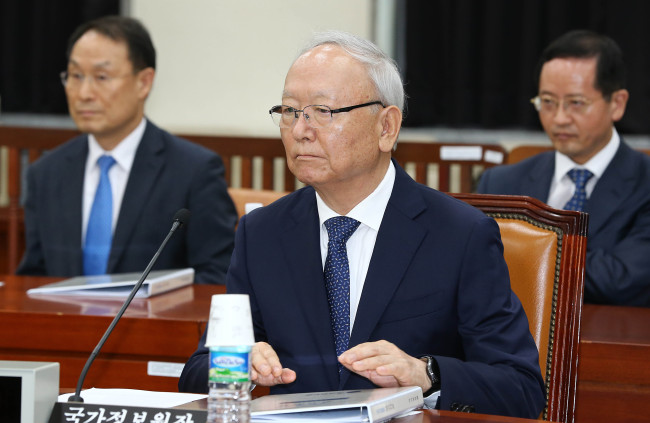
[{"left": 68, "top": 208, "right": 191, "bottom": 402}]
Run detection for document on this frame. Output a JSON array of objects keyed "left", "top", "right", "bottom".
[
  {"left": 251, "top": 386, "right": 423, "bottom": 423},
  {"left": 26, "top": 268, "right": 194, "bottom": 298},
  {"left": 58, "top": 388, "right": 206, "bottom": 408}
]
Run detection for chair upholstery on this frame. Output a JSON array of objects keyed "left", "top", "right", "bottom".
[
  {"left": 506, "top": 145, "right": 553, "bottom": 164},
  {"left": 227, "top": 187, "right": 288, "bottom": 219},
  {"left": 452, "top": 193, "right": 588, "bottom": 423}
]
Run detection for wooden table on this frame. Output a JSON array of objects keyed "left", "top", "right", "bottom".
[
  {"left": 575, "top": 304, "right": 650, "bottom": 423},
  {"left": 4, "top": 275, "right": 650, "bottom": 421},
  {"left": 0, "top": 274, "right": 225, "bottom": 392}
]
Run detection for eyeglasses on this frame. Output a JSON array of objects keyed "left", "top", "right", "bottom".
[
  {"left": 59, "top": 71, "right": 131, "bottom": 90},
  {"left": 269, "top": 101, "right": 385, "bottom": 128},
  {"left": 530, "top": 94, "right": 602, "bottom": 115}
]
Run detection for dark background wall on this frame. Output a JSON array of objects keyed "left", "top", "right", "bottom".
[
  {"left": 402, "top": 0, "right": 650, "bottom": 134},
  {"left": 2, "top": 0, "right": 649, "bottom": 135},
  {"left": 0, "top": 0, "right": 119, "bottom": 115}
]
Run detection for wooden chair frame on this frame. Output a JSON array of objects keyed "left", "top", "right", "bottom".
[
  {"left": 452, "top": 193, "right": 588, "bottom": 423},
  {"left": 0, "top": 125, "right": 507, "bottom": 274}
]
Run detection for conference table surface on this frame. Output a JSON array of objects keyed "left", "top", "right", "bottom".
[
  {"left": 0, "top": 274, "right": 221, "bottom": 391},
  {"left": 2, "top": 275, "right": 650, "bottom": 422}
]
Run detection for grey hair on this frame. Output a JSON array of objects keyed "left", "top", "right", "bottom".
[{"left": 296, "top": 30, "right": 405, "bottom": 112}]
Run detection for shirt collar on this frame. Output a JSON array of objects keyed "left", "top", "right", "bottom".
[
  {"left": 553, "top": 127, "right": 620, "bottom": 183},
  {"left": 316, "top": 161, "right": 396, "bottom": 232},
  {"left": 87, "top": 118, "right": 147, "bottom": 171}
]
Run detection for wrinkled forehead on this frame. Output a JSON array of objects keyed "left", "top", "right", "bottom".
[{"left": 283, "top": 44, "right": 374, "bottom": 102}]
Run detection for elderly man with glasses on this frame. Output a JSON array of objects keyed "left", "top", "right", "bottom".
[
  {"left": 180, "top": 30, "right": 544, "bottom": 419},
  {"left": 478, "top": 30, "right": 650, "bottom": 307},
  {"left": 16, "top": 16, "right": 237, "bottom": 284}
]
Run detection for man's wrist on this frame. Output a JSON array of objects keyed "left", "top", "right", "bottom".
[{"left": 420, "top": 355, "right": 441, "bottom": 397}]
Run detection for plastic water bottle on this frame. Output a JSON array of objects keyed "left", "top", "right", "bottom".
[{"left": 207, "top": 345, "right": 252, "bottom": 423}]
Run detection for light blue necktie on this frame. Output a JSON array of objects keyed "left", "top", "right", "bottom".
[
  {"left": 564, "top": 168, "right": 593, "bottom": 212},
  {"left": 324, "top": 216, "right": 361, "bottom": 366},
  {"left": 84, "top": 155, "right": 116, "bottom": 275}
]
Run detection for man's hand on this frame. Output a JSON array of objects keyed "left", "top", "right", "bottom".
[
  {"left": 338, "top": 340, "right": 432, "bottom": 392},
  {"left": 250, "top": 341, "right": 297, "bottom": 386}
]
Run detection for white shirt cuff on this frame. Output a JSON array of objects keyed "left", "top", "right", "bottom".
[{"left": 422, "top": 390, "right": 441, "bottom": 409}]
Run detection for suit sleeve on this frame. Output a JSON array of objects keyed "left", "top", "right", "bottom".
[
  {"left": 584, "top": 199, "right": 650, "bottom": 305},
  {"left": 435, "top": 217, "right": 545, "bottom": 418},
  {"left": 179, "top": 213, "right": 251, "bottom": 393},
  {"left": 184, "top": 152, "right": 237, "bottom": 285},
  {"left": 178, "top": 325, "right": 210, "bottom": 393},
  {"left": 15, "top": 165, "right": 47, "bottom": 275},
  {"left": 475, "top": 167, "right": 492, "bottom": 193}
]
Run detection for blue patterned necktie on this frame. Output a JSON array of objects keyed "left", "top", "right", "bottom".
[
  {"left": 324, "top": 216, "right": 361, "bottom": 365},
  {"left": 84, "top": 155, "right": 116, "bottom": 275},
  {"left": 564, "top": 168, "right": 593, "bottom": 212}
]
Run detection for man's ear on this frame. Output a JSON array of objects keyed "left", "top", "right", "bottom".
[
  {"left": 610, "top": 88, "right": 629, "bottom": 122},
  {"left": 136, "top": 67, "right": 155, "bottom": 100},
  {"left": 378, "top": 105, "right": 402, "bottom": 153}
]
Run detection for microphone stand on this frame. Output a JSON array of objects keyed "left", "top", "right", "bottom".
[{"left": 68, "top": 209, "right": 190, "bottom": 402}]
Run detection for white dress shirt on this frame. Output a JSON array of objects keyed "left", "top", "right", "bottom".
[
  {"left": 316, "top": 161, "right": 440, "bottom": 407},
  {"left": 82, "top": 118, "right": 146, "bottom": 244},
  {"left": 547, "top": 129, "right": 620, "bottom": 209},
  {"left": 316, "top": 161, "right": 395, "bottom": 331}
]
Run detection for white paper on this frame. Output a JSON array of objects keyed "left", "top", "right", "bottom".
[
  {"left": 440, "top": 146, "right": 482, "bottom": 161},
  {"left": 245, "top": 202, "right": 264, "bottom": 214},
  {"left": 251, "top": 408, "right": 421, "bottom": 422},
  {"left": 252, "top": 408, "right": 366, "bottom": 422},
  {"left": 484, "top": 149, "right": 505, "bottom": 164},
  {"left": 58, "top": 388, "right": 206, "bottom": 408}
]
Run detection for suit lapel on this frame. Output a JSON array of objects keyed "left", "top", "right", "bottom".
[
  {"left": 341, "top": 163, "right": 427, "bottom": 388},
  {"left": 108, "top": 122, "right": 165, "bottom": 272},
  {"left": 521, "top": 152, "right": 554, "bottom": 202},
  {"left": 586, "top": 142, "right": 638, "bottom": 235},
  {"left": 58, "top": 138, "right": 87, "bottom": 274},
  {"left": 279, "top": 190, "right": 340, "bottom": 390}
]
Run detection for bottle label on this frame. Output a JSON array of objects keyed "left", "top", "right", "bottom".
[{"left": 209, "top": 350, "right": 251, "bottom": 383}]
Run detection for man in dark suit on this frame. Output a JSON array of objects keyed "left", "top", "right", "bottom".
[
  {"left": 179, "top": 31, "right": 544, "bottom": 418},
  {"left": 478, "top": 30, "right": 650, "bottom": 306},
  {"left": 16, "top": 16, "right": 237, "bottom": 285}
]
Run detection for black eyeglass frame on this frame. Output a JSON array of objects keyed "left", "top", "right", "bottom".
[{"left": 268, "top": 101, "right": 385, "bottom": 126}]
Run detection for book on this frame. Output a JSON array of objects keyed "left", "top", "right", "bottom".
[
  {"left": 250, "top": 386, "right": 423, "bottom": 422},
  {"left": 28, "top": 284, "right": 195, "bottom": 315},
  {"left": 26, "top": 268, "right": 194, "bottom": 298}
]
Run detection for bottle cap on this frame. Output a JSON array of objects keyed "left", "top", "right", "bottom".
[{"left": 205, "top": 294, "right": 255, "bottom": 347}]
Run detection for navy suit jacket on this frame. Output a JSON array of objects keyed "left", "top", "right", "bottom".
[
  {"left": 16, "top": 120, "right": 238, "bottom": 285},
  {"left": 477, "top": 141, "right": 650, "bottom": 306},
  {"left": 179, "top": 162, "right": 545, "bottom": 418}
]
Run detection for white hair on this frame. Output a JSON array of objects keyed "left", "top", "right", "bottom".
[{"left": 296, "top": 30, "right": 406, "bottom": 112}]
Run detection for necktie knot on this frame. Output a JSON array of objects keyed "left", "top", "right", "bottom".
[
  {"left": 98, "top": 155, "right": 116, "bottom": 173},
  {"left": 567, "top": 168, "right": 593, "bottom": 187},
  {"left": 324, "top": 216, "right": 360, "bottom": 245},
  {"left": 564, "top": 168, "right": 593, "bottom": 212}
]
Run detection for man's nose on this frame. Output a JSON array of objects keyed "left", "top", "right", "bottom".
[
  {"left": 291, "top": 111, "right": 315, "bottom": 139},
  {"left": 77, "top": 77, "right": 97, "bottom": 99},
  {"left": 552, "top": 103, "right": 572, "bottom": 124}
]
